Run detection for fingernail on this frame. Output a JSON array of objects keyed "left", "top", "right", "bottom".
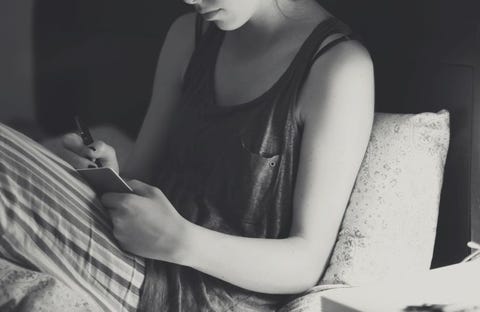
[
  {"left": 89, "top": 146, "right": 96, "bottom": 151},
  {"left": 88, "top": 165, "right": 97, "bottom": 168}
]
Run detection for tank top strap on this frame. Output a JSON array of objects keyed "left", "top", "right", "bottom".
[
  {"left": 290, "top": 17, "right": 353, "bottom": 75},
  {"left": 284, "top": 18, "right": 354, "bottom": 108},
  {"left": 268, "top": 18, "right": 354, "bottom": 128},
  {"left": 311, "top": 34, "right": 351, "bottom": 62}
]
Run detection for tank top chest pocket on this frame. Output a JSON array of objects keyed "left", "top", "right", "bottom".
[{"left": 203, "top": 133, "right": 282, "bottom": 228}]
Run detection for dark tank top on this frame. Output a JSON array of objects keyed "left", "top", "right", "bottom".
[{"left": 138, "top": 15, "right": 352, "bottom": 312}]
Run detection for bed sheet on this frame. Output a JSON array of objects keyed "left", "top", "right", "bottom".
[{"left": 0, "top": 257, "right": 99, "bottom": 312}]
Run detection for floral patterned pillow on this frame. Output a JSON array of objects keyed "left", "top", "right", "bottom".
[{"left": 320, "top": 110, "right": 450, "bottom": 286}]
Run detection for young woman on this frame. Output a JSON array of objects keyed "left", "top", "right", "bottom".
[{"left": 0, "top": 0, "right": 373, "bottom": 311}]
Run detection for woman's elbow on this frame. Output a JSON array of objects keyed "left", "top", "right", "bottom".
[
  {"left": 296, "top": 262, "right": 323, "bottom": 292},
  {"left": 288, "top": 247, "right": 325, "bottom": 293},
  {"left": 284, "top": 267, "right": 321, "bottom": 294}
]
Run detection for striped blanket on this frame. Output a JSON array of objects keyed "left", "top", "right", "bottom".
[{"left": 0, "top": 123, "right": 145, "bottom": 311}]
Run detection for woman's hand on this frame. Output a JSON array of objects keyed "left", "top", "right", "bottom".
[
  {"left": 61, "top": 133, "right": 120, "bottom": 172},
  {"left": 100, "top": 179, "right": 189, "bottom": 263}
]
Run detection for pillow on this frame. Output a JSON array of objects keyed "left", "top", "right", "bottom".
[{"left": 319, "top": 110, "right": 450, "bottom": 286}]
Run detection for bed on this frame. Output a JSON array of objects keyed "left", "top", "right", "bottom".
[{"left": 1, "top": 1, "right": 479, "bottom": 311}]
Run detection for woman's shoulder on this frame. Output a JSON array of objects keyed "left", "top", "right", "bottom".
[
  {"left": 167, "top": 12, "right": 211, "bottom": 42},
  {"left": 316, "top": 38, "right": 372, "bottom": 74},
  {"left": 158, "top": 13, "right": 201, "bottom": 81},
  {"left": 296, "top": 38, "right": 374, "bottom": 123},
  {"left": 310, "top": 38, "right": 373, "bottom": 90},
  {"left": 165, "top": 12, "right": 197, "bottom": 47},
  {"left": 163, "top": 12, "right": 212, "bottom": 58}
]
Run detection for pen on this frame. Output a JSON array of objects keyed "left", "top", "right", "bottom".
[{"left": 74, "top": 116, "right": 103, "bottom": 167}]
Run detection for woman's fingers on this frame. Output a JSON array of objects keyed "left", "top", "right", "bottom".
[
  {"left": 126, "top": 179, "right": 160, "bottom": 197},
  {"left": 61, "top": 133, "right": 119, "bottom": 171},
  {"left": 101, "top": 193, "right": 143, "bottom": 219},
  {"left": 61, "top": 148, "right": 98, "bottom": 169},
  {"left": 74, "top": 156, "right": 99, "bottom": 168},
  {"left": 84, "top": 140, "right": 119, "bottom": 172},
  {"left": 62, "top": 133, "right": 96, "bottom": 158},
  {"left": 88, "top": 140, "right": 117, "bottom": 160},
  {"left": 101, "top": 192, "right": 124, "bottom": 209}
]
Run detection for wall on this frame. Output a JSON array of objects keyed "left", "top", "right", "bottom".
[
  {"left": 0, "top": 0, "right": 35, "bottom": 123},
  {"left": 34, "top": 1, "right": 189, "bottom": 137}
]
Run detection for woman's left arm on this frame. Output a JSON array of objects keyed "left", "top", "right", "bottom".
[{"left": 102, "top": 40, "right": 374, "bottom": 294}]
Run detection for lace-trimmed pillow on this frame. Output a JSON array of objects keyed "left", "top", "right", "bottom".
[{"left": 320, "top": 110, "right": 450, "bottom": 286}]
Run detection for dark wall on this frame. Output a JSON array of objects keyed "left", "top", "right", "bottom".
[
  {"left": 0, "top": 0, "right": 35, "bottom": 124},
  {"left": 34, "top": 1, "right": 190, "bottom": 136},
  {"left": 34, "top": 1, "right": 480, "bottom": 134},
  {"left": 323, "top": 0, "right": 480, "bottom": 111}
]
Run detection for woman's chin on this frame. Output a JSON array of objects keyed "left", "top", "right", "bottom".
[
  {"left": 200, "top": 9, "right": 250, "bottom": 31},
  {"left": 212, "top": 19, "right": 247, "bottom": 32},
  {"left": 214, "top": 22, "right": 234, "bottom": 31}
]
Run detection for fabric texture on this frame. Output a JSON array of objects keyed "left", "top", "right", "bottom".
[
  {"left": 320, "top": 110, "right": 449, "bottom": 286},
  {"left": 138, "top": 16, "right": 353, "bottom": 312},
  {"left": 0, "top": 123, "right": 145, "bottom": 312},
  {"left": 0, "top": 257, "right": 99, "bottom": 312},
  {"left": 278, "top": 284, "right": 352, "bottom": 312}
]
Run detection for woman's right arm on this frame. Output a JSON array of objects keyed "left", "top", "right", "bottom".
[{"left": 122, "top": 13, "right": 198, "bottom": 183}]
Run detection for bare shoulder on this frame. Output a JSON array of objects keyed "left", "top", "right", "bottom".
[
  {"left": 166, "top": 12, "right": 210, "bottom": 49},
  {"left": 164, "top": 12, "right": 197, "bottom": 54},
  {"left": 297, "top": 40, "right": 374, "bottom": 123},
  {"left": 315, "top": 39, "right": 373, "bottom": 79},
  {"left": 170, "top": 12, "right": 196, "bottom": 33},
  {"left": 155, "top": 12, "right": 199, "bottom": 85}
]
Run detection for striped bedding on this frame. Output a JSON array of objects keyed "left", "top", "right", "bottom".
[{"left": 0, "top": 123, "right": 145, "bottom": 311}]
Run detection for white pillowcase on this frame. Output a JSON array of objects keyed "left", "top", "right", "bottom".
[{"left": 320, "top": 110, "right": 450, "bottom": 286}]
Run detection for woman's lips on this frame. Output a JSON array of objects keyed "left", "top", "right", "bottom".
[{"left": 200, "top": 9, "right": 221, "bottom": 21}]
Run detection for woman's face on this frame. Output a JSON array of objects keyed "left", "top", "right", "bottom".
[{"left": 183, "top": 0, "right": 266, "bottom": 31}]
